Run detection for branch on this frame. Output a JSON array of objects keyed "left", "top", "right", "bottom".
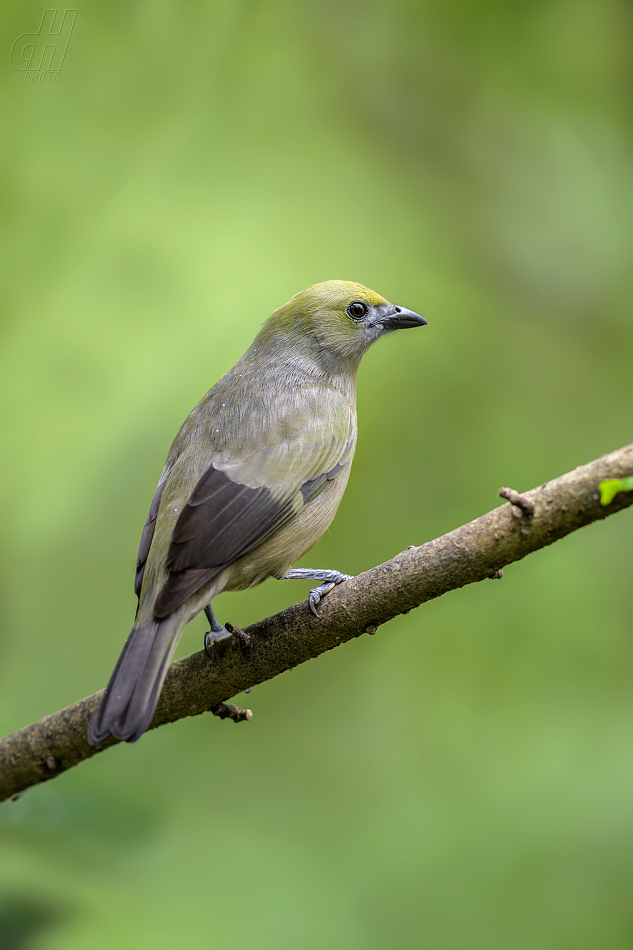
[{"left": 2, "top": 443, "right": 632, "bottom": 803}]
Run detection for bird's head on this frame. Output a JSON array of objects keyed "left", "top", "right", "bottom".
[{"left": 256, "top": 280, "right": 428, "bottom": 372}]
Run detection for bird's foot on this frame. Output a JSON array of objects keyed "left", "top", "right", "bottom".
[
  {"left": 283, "top": 568, "right": 353, "bottom": 618},
  {"left": 203, "top": 604, "right": 232, "bottom": 658},
  {"left": 204, "top": 626, "right": 232, "bottom": 658},
  {"left": 308, "top": 582, "right": 338, "bottom": 617}
]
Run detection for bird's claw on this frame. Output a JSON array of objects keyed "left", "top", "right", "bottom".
[
  {"left": 204, "top": 625, "right": 232, "bottom": 659},
  {"left": 283, "top": 568, "right": 352, "bottom": 618},
  {"left": 203, "top": 603, "right": 235, "bottom": 658},
  {"left": 308, "top": 573, "right": 352, "bottom": 617}
]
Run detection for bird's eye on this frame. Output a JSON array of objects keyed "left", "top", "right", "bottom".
[{"left": 347, "top": 301, "right": 368, "bottom": 320}]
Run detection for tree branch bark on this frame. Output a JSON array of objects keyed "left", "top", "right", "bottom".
[{"left": 1, "top": 443, "right": 632, "bottom": 803}]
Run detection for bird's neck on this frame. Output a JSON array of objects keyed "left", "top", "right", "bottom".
[{"left": 239, "top": 340, "right": 359, "bottom": 402}]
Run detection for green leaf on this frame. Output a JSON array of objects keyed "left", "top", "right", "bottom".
[{"left": 599, "top": 477, "right": 633, "bottom": 506}]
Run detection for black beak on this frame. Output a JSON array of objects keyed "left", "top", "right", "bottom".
[{"left": 380, "top": 306, "right": 428, "bottom": 331}]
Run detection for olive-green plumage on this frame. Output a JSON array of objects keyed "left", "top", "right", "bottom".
[{"left": 88, "top": 280, "right": 427, "bottom": 744}]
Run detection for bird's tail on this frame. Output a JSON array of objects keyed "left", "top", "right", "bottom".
[{"left": 87, "top": 612, "right": 184, "bottom": 745}]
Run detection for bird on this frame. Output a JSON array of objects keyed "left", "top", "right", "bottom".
[{"left": 87, "top": 280, "right": 427, "bottom": 744}]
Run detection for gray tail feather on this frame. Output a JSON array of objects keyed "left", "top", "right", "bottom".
[{"left": 88, "top": 614, "right": 182, "bottom": 745}]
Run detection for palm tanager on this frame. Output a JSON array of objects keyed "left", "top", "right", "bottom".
[{"left": 88, "top": 280, "right": 427, "bottom": 744}]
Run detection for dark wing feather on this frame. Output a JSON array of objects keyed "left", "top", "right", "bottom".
[
  {"left": 166, "top": 465, "right": 299, "bottom": 572},
  {"left": 153, "top": 567, "right": 222, "bottom": 618},
  {"left": 134, "top": 478, "right": 168, "bottom": 598},
  {"left": 300, "top": 460, "right": 349, "bottom": 503},
  {"left": 153, "top": 459, "right": 346, "bottom": 619},
  {"left": 154, "top": 465, "right": 298, "bottom": 617}
]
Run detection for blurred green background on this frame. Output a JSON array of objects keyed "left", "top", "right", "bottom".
[{"left": 1, "top": 1, "right": 633, "bottom": 946}]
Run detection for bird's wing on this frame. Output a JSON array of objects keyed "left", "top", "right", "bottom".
[
  {"left": 151, "top": 423, "right": 355, "bottom": 617},
  {"left": 134, "top": 477, "right": 168, "bottom": 599}
]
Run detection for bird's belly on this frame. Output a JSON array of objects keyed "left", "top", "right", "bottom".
[{"left": 223, "top": 469, "right": 351, "bottom": 592}]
